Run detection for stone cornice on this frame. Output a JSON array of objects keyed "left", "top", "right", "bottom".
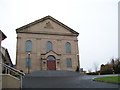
[
  {"left": 16, "top": 37, "right": 21, "bottom": 39},
  {"left": 17, "top": 32, "right": 78, "bottom": 36}
]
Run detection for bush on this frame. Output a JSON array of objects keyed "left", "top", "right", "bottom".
[
  {"left": 100, "top": 68, "right": 113, "bottom": 75},
  {"left": 87, "top": 72, "right": 99, "bottom": 75},
  {"left": 114, "top": 65, "right": 120, "bottom": 74}
]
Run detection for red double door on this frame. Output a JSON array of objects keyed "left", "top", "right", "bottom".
[{"left": 47, "top": 60, "right": 56, "bottom": 70}]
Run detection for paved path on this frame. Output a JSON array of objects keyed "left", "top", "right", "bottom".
[{"left": 22, "top": 71, "right": 120, "bottom": 88}]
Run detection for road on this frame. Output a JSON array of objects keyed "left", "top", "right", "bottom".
[{"left": 22, "top": 71, "right": 120, "bottom": 88}]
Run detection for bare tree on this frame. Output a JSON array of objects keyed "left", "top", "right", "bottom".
[
  {"left": 93, "top": 62, "right": 98, "bottom": 72},
  {"left": 110, "top": 58, "right": 115, "bottom": 67},
  {"left": 88, "top": 69, "right": 92, "bottom": 73}
]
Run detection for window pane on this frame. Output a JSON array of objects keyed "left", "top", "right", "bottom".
[
  {"left": 47, "top": 55, "right": 56, "bottom": 60},
  {"left": 66, "top": 58, "right": 72, "bottom": 68},
  {"left": 25, "top": 58, "right": 32, "bottom": 68},
  {"left": 46, "top": 41, "right": 53, "bottom": 52},
  {"left": 25, "top": 40, "right": 32, "bottom": 52},
  {"left": 65, "top": 42, "right": 71, "bottom": 53}
]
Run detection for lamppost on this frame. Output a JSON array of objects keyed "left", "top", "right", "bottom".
[
  {"left": 77, "top": 53, "right": 80, "bottom": 71},
  {"left": 27, "top": 52, "right": 30, "bottom": 74}
]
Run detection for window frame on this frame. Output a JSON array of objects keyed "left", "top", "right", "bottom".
[
  {"left": 47, "top": 55, "right": 56, "bottom": 61},
  {"left": 46, "top": 41, "right": 53, "bottom": 52},
  {"left": 65, "top": 42, "right": 71, "bottom": 53},
  {"left": 25, "top": 40, "right": 32, "bottom": 52},
  {"left": 66, "top": 58, "right": 72, "bottom": 68},
  {"left": 25, "top": 58, "right": 32, "bottom": 68}
]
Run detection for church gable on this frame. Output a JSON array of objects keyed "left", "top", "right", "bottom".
[{"left": 16, "top": 16, "right": 79, "bottom": 36}]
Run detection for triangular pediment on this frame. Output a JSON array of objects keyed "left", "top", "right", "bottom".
[
  {"left": 16, "top": 16, "right": 79, "bottom": 36},
  {"left": 42, "top": 50, "right": 61, "bottom": 56},
  {"left": 41, "top": 50, "right": 61, "bottom": 60}
]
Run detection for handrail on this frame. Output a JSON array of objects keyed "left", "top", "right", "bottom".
[
  {"left": 1, "top": 62, "right": 25, "bottom": 76},
  {"left": 0, "top": 62, "right": 25, "bottom": 88}
]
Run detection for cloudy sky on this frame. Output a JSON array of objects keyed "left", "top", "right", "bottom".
[{"left": 0, "top": 0, "right": 119, "bottom": 72}]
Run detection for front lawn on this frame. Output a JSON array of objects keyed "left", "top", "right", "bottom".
[{"left": 93, "top": 76, "right": 120, "bottom": 84}]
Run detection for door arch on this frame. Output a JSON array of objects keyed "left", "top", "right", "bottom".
[{"left": 47, "top": 55, "right": 56, "bottom": 70}]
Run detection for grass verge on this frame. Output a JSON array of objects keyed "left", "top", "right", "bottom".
[{"left": 93, "top": 76, "right": 120, "bottom": 84}]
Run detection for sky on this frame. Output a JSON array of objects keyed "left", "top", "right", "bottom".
[{"left": 0, "top": 0, "right": 119, "bottom": 72}]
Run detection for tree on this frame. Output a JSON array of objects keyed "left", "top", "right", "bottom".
[
  {"left": 100, "top": 58, "right": 120, "bottom": 74},
  {"left": 114, "top": 58, "right": 120, "bottom": 74},
  {"left": 100, "top": 64, "right": 113, "bottom": 75}
]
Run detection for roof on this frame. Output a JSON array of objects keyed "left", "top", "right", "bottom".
[
  {"left": 1, "top": 47, "right": 13, "bottom": 66},
  {"left": 16, "top": 15, "right": 79, "bottom": 35},
  {"left": 0, "top": 30, "right": 7, "bottom": 40}
]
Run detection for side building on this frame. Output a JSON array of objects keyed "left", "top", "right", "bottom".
[
  {"left": 0, "top": 30, "right": 7, "bottom": 90},
  {"left": 1, "top": 47, "right": 13, "bottom": 67},
  {"left": 16, "top": 16, "right": 80, "bottom": 73},
  {"left": 0, "top": 30, "right": 7, "bottom": 59}
]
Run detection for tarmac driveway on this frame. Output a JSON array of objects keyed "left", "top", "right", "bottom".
[{"left": 22, "top": 71, "right": 119, "bottom": 88}]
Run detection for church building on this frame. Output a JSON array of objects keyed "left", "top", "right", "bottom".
[{"left": 16, "top": 16, "right": 79, "bottom": 73}]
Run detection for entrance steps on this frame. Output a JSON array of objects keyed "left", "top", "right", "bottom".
[{"left": 25, "top": 70, "right": 80, "bottom": 77}]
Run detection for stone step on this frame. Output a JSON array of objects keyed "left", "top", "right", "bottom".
[{"left": 24, "top": 70, "right": 80, "bottom": 77}]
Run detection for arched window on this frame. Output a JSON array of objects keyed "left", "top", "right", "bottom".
[
  {"left": 46, "top": 41, "right": 53, "bottom": 52},
  {"left": 47, "top": 55, "right": 56, "bottom": 61},
  {"left": 65, "top": 42, "right": 71, "bottom": 53},
  {"left": 25, "top": 40, "right": 32, "bottom": 52},
  {"left": 66, "top": 58, "right": 72, "bottom": 68}
]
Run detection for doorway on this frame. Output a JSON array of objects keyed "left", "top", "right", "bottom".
[{"left": 47, "top": 55, "right": 56, "bottom": 70}]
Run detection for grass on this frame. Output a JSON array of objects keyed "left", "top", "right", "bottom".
[{"left": 93, "top": 76, "right": 120, "bottom": 84}]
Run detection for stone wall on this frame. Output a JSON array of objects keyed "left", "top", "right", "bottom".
[
  {"left": 2, "top": 74, "right": 20, "bottom": 88},
  {"left": 16, "top": 17, "right": 79, "bottom": 73}
]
